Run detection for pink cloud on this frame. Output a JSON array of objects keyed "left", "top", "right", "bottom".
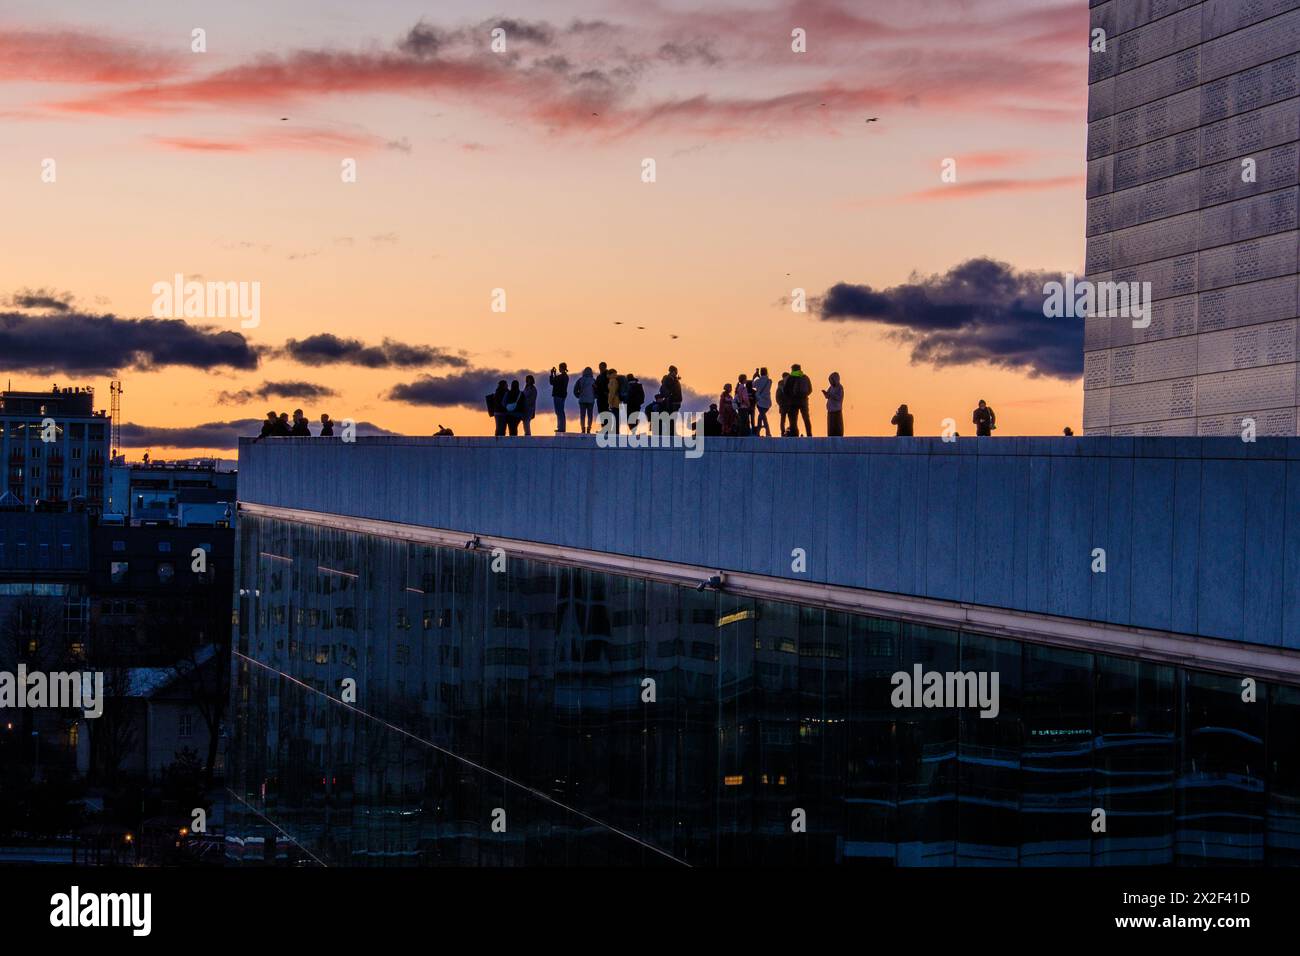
[
  {"left": 0, "top": 27, "right": 185, "bottom": 84},
  {"left": 898, "top": 174, "right": 1085, "bottom": 202}
]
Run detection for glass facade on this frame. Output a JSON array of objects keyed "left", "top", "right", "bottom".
[{"left": 227, "top": 514, "right": 1300, "bottom": 866}]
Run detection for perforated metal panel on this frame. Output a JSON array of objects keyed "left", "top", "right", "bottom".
[{"left": 1083, "top": 2, "right": 1300, "bottom": 435}]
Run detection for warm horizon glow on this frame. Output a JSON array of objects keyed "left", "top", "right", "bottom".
[{"left": 0, "top": 0, "right": 1089, "bottom": 458}]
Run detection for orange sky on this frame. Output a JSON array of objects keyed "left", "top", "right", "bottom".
[{"left": 0, "top": 0, "right": 1089, "bottom": 456}]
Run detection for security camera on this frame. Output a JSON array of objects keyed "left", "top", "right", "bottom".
[{"left": 696, "top": 574, "right": 723, "bottom": 592}]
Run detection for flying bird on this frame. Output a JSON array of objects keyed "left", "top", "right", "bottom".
[{"left": 865, "top": 117, "right": 879, "bottom": 123}]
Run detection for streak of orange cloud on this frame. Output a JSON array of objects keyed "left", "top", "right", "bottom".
[{"left": 895, "top": 175, "right": 1085, "bottom": 203}]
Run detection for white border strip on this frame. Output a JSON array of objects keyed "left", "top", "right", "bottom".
[{"left": 238, "top": 501, "right": 1300, "bottom": 685}]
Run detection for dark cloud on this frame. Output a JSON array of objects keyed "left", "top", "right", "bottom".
[
  {"left": 398, "top": 17, "right": 553, "bottom": 60},
  {"left": 397, "top": 20, "right": 447, "bottom": 59},
  {"left": 388, "top": 367, "right": 535, "bottom": 409},
  {"left": 0, "top": 310, "right": 261, "bottom": 375},
  {"left": 489, "top": 19, "right": 556, "bottom": 46},
  {"left": 120, "top": 417, "right": 398, "bottom": 450},
  {"left": 815, "top": 258, "right": 1081, "bottom": 380},
  {"left": 9, "top": 288, "right": 74, "bottom": 312},
  {"left": 216, "top": 380, "right": 338, "bottom": 405},
  {"left": 656, "top": 39, "right": 722, "bottom": 67},
  {"left": 280, "top": 334, "right": 468, "bottom": 369},
  {"left": 389, "top": 367, "right": 713, "bottom": 411}
]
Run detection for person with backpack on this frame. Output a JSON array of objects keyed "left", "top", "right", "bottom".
[
  {"left": 625, "top": 374, "right": 645, "bottom": 431},
  {"left": 573, "top": 367, "right": 597, "bottom": 433},
  {"left": 973, "top": 399, "right": 996, "bottom": 436},
  {"left": 501, "top": 381, "right": 524, "bottom": 436},
  {"left": 549, "top": 363, "right": 569, "bottom": 433},
  {"left": 490, "top": 380, "right": 509, "bottom": 436}
]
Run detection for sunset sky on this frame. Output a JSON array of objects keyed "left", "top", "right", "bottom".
[{"left": 0, "top": 0, "right": 1089, "bottom": 456}]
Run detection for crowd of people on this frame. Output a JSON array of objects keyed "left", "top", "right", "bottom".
[
  {"left": 537, "top": 362, "right": 684, "bottom": 436},
  {"left": 255, "top": 408, "right": 334, "bottom": 438},
  {"left": 251, "top": 372, "right": 1051, "bottom": 441}
]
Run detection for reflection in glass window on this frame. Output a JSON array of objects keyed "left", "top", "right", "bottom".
[{"left": 223, "top": 513, "right": 1300, "bottom": 869}]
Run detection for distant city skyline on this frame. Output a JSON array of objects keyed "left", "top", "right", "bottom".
[{"left": 0, "top": 0, "right": 1090, "bottom": 453}]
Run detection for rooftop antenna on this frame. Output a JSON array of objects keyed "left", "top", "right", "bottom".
[{"left": 110, "top": 380, "right": 123, "bottom": 458}]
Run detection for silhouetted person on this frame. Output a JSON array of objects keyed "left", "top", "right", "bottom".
[
  {"left": 703, "top": 403, "right": 721, "bottom": 436},
  {"left": 892, "top": 404, "right": 914, "bottom": 436},
  {"left": 625, "top": 374, "right": 645, "bottom": 430},
  {"left": 735, "top": 373, "right": 752, "bottom": 433},
  {"left": 491, "top": 380, "right": 509, "bottom": 436},
  {"left": 973, "top": 399, "right": 996, "bottom": 436},
  {"left": 523, "top": 375, "right": 538, "bottom": 436},
  {"left": 606, "top": 367, "right": 622, "bottom": 420},
  {"left": 788, "top": 364, "right": 812, "bottom": 436},
  {"left": 258, "top": 411, "right": 278, "bottom": 439},
  {"left": 574, "top": 367, "right": 596, "bottom": 433},
  {"left": 550, "top": 363, "right": 569, "bottom": 433},
  {"left": 753, "top": 367, "right": 772, "bottom": 436},
  {"left": 719, "top": 384, "right": 737, "bottom": 435},
  {"left": 659, "top": 365, "right": 683, "bottom": 436},
  {"left": 1063, "top": 426, "right": 1074, "bottom": 436},
  {"left": 776, "top": 372, "right": 791, "bottom": 436},
  {"left": 823, "top": 372, "right": 844, "bottom": 437},
  {"left": 319, "top": 414, "right": 334, "bottom": 437},
  {"left": 595, "top": 362, "right": 610, "bottom": 417},
  {"left": 275, "top": 412, "right": 292, "bottom": 436},
  {"left": 503, "top": 381, "right": 524, "bottom": 436},
  {"left": 434, "top": 425, "right": 455, "bottom": 436},
  {"left": 661, "top": 365, "right": 682, "bottom": 414},
  {"left": 290, "top": 408, "right": 311, "bottom": 436}
]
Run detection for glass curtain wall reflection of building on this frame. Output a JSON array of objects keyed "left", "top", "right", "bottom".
[{"left": 227, "top": 515, "right": 1300, "bottom": 867}]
